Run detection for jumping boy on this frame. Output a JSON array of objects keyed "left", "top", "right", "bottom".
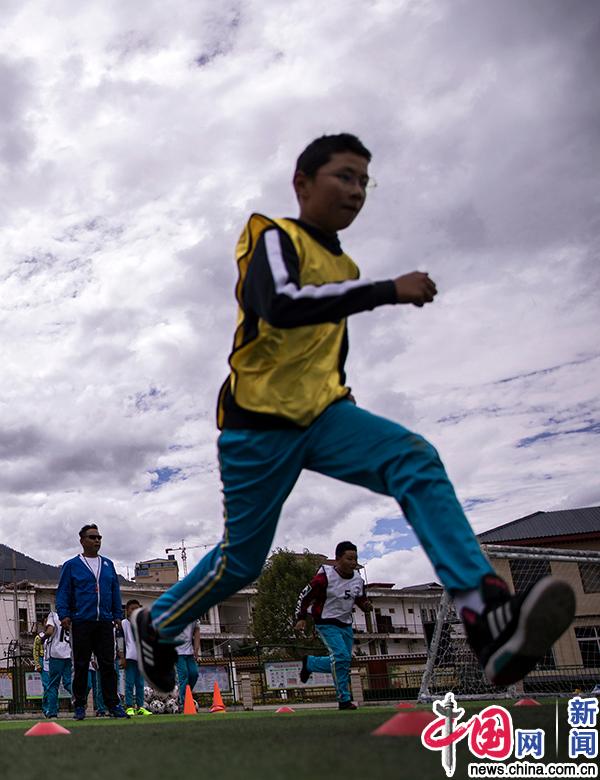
[
  {"left": 133, "top": 133, "right": 575, "bottom": 692},
  {"left": 295, "top": 541, "right": 371, "bottom": 710}
]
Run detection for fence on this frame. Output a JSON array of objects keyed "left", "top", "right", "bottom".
[
  {"left": 196, "top": 646, "right": 429, "bottom": 709},
  {"left": 0, "top": 648, "right": 428, "bottom": 715}
]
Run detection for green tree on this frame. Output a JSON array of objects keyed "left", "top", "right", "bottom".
[{"left": 251, "top": 548, "right": 326, "bottom": 658}]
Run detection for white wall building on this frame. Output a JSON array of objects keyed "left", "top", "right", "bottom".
[{"left": 0, "top": 578, "right": 442, "bottom": 668}]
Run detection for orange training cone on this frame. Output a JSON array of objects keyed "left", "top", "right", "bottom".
[
  {"left": 276, "top": 706, "right": 295, "bottom": 713},
  {"left": 372, "top": 711, "right": 436, "bottom": 737},
  {"left": 514, "top": 698, "right": 541, "bottom": 706},
  {"left": 209, "top": 680, "right": 226, "bottom": 713},
  {"left": 25, "top": 721, "right": 72, "bottom": 736},
  {"left": 183, "top": 685, "right": 196, "bottom": 715}
]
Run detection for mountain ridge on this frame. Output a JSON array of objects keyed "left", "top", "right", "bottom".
[
  {"left": 0, "top": 543, "right": 63, "bottom": 583},
  {"left": 0, "top": 544, "right": 132, "bottom": 585}
]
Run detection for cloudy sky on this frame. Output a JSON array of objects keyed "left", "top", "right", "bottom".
[{"left": 1, "top": 0, "right": 598, "bottom": 588}]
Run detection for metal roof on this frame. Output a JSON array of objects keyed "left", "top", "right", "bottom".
[
  {"left": 397, "top": 582, "right": 443, "bottom": 593},
  {"left": 478, "top": 506, "right": 600, "bottom": 542}
]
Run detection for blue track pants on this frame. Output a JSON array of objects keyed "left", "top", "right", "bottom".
[
  {"left": 176, "top": 655, "right": 199, "bottom": 705},
  {"left": 151, "top": 401, "right": 493, "bottom": 638},
  {"left": 40, "top": 668, "right": 49, "bottom": 716},
  {"left": 47, "top": 658, "right": 72, "bottom": 716},
  {"left": 125, "top": 660, "right": 145, "bottom": 709},
  {"left": 306, "top": 624, "right": 354, "bottom": 703},
  {"left": 87, "top": 669, "right": 106, "bottom": 713}
]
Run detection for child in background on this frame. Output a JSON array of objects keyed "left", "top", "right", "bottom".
[
  {"left": 121, "top": 600, "right": 152, "bottom": 716},
  {"left": 86, "top": 656, "right": 107, "bottom": 716},
  {"left": 295, "top": 541, "right": 371, "bottom": 710},
  {"left": 175, "top": 620, "right": 201, "bottom": 711},
  {"left": 33, "top": 628, "right": 49, "bottom": 717}
]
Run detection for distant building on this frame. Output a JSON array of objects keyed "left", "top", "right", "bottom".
[
  {"left": 478, "top": 506, "right": 600, "bottom": 551},
  {"left": 352, "top": 581, "right": 442, "bottom": 657},
  {"left": 134, "top": 556, "right": 179, "bottom": 584}
]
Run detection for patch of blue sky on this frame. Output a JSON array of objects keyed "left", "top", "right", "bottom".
[
  {"left": 517, "top": 421, "right": 600, "bottom": 448},
  {"left": 496, "top": 353, "right": 599, "bottom": 385},
  {"left": 147, "top": 466, "right": 182, "bottom": 490},
  {"left": 462, "top": 496, "right": 495, "bottom": 512},
  {"left": 135, "top": 386, "right": 169, "bottom": 413},
  {"left": 437, "top": 405, "right": 501, "bottom": 424},
  {"left": 361, "top": 515, "right": 418, "bottom": 559}
]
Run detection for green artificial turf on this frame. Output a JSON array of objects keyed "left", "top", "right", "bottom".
[{"left": 0, "top": 702, "right": 591, "bottom": 780}]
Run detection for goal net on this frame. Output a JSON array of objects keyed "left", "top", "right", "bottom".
[{"left": 418, "top": 545, "right": 600, "bottom": 701}]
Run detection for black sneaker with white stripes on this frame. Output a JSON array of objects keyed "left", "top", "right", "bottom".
[
  {"left": 299, "top": 655, "right": 311, "bottom": 684},
  {"left": 461, "top": 574, "right": 575, "bottom": 687},
  {"left": 130, "top": 607, "right": 177, "bottom": 694}
]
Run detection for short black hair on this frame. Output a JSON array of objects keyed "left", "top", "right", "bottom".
[
  {"left": 126, "top": 599, "right": 141, "bottom": 609},
  {"left": 295, "top": 133, "right": 371, "bottom": 177},
  {"left": 79, "top": 523, "right": 98, "bottom": 538},
  {"left": 335, "top": 540, "right": 358, "bottom": 559}
]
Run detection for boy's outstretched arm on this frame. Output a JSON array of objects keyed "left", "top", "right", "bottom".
[
  {"left": 244, "top": 228, "right": 436, "bottom": 328},
  {"left": 294, "top": 570, "right": 328, "bottom": 633}
]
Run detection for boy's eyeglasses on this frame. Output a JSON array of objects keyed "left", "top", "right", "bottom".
[
  {"left": 327, "top": 172, "right": 377, "bottom": 190},
  {"left": 85, "top": 535, "right": 102, "bottom": 541}
]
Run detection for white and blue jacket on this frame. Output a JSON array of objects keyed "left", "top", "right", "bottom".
[{"left": 56, "top": 555, "right": 122, "bottom": 623}]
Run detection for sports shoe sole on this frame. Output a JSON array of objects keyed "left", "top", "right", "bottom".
[
  {"left": 485, "top": 577, "right": 575, "bottom": 687},
  {"left": 130, "top": 607, "right": 176, "bottom": 694}
]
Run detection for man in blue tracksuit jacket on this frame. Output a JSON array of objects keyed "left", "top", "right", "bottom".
[{"left": 56, "top": 524, "right": 127, "bottom": 719}]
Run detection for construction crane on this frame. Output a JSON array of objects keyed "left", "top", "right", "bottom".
[{"left": 164, "top": 539, "right": 219, "bottom": 577}]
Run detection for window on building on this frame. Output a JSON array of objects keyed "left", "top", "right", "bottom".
[
  {"left": 18, "top": 608, "right": 29, "bottom": 634},
  {"left": 509, "top": 558, "right": 551, "bottom": 593},
  {"left": 575, "top": 626, "right": 600, "bottom": 667},
  {"left": 407, "top": 608, "right": 413, "bottom": 614},
  {"left": 200, "top": 612, "right": 211, "bottom": 624},
  {"left": 200, "top": 639, "right": 215, "bottom": 658},
  {"left": 376, "top": 614, "right": 393, "bottom": 633},
  {"left": 578, "top": 563, "right": 600, "bottom": 594},
  {"left": 35, "top": 602, "right": 52, "bottom": 627},
  {"left": 379, "top": 640, "right": 388, "bottom": 656},
  {"left": 389, "top": 608, "right": 395, "bottom": 614}
]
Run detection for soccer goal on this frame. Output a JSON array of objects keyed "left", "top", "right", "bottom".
[{"left": 418, "top": 544, "right": 600, "bottom": 701}]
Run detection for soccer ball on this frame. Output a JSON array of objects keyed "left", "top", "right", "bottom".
[
  {"left": 149, "top": 699, "right": 165, "bottom": 714},
  {"left": 149, "top": 685, "right": 174, "bottom": 701},
  {"left": 165, "top": 698, "right": 179, "bottom": 714},
  {"left": 143, "top": 686, "right": 153, "bottom": 702}
]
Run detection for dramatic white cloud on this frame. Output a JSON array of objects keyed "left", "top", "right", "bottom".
[{"left": 0, "top": 0, "right": 598, "bottom": 589}]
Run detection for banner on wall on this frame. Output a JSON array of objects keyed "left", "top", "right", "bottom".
[
  {"left": 25, "top": 672, "right": 70, "bottom": 699},
  {"left": 265, "top": 661, "right": 334, "bottom": 690},
  {"left": 0, "top": 672, "right": 12, "bottom": 699},
  {"left": 193, "top": 665, "right": 231, "bottom": 694}
]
